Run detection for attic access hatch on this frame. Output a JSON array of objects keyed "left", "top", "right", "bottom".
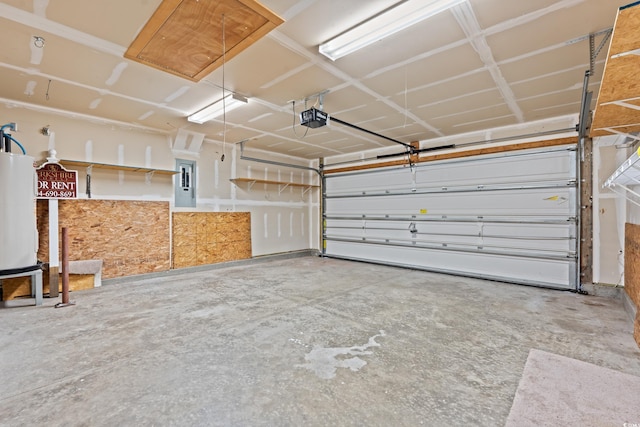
[{"left": 125, "top": 0, "right": 284, "bottom": 82}]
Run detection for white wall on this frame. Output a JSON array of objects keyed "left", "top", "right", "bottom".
[
  {"left": 593, "top": 136, "right": 626, "bottom": 286},
  {"left": 0, "top": 103, "right": 320, "bottom": 257}
]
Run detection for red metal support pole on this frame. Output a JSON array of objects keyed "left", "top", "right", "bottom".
[
  {"left": 61, "top": 227, "right": 69, "bottom": 304},
  {"left": 55, "top": 227, "right": 74, "bottom": 308}
]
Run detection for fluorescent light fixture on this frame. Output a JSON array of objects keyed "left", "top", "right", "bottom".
[
  {"left": 319, "top": 0, "right": 466, "bottom": 61},
  {"left": 187, "top": 93, "right": 249, "bottom": 124}
]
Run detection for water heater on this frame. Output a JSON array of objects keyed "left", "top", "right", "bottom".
[{"left": 0, "top": 151, "right": 38, "bottom": 271}]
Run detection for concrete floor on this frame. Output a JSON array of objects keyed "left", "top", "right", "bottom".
[{"left": 1, "top": 255, "right": 639, "bottom": 426}]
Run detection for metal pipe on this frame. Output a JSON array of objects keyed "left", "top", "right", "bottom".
[
  {"left": 239, "top": 141, "right": 320, "bottom": 175},
  {"left": 3, "top": 133, "right": 11, "bottom": 153},
  {"left": 61, "top": 227, "right": 69, "bottom": 304},
  {"left": 320, "top": 157, "right": 327, "bottom": 256},
  {"left": 240, "top": 154, "right": 319, "bottom": 174},
  {"left": 8, "top": 135, "right": 26, "bottom": 154},
  {"left": 575, "top": 69, "right": 592, "bottom": 292}
]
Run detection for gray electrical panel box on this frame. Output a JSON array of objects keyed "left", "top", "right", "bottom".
[{"left": 175, "top": 159, "right": 196, "bottom": 207}]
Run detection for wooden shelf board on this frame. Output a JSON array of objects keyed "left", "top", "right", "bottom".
[
  {"left": 604, "top": 147, "right": 640, "bottom": 187},
  {"left": 59, "top": 159, "right": 178, "bottom": 175},
  {"left": 591, "top": 3, "right": 640, "bottom": 138}
]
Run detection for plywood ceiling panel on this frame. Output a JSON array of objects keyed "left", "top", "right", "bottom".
[
  {"left": 591, "top": 103, "right": 640, "bottom": 136},
  {"left": 125, "top": 0, "right": 283, "bottom": 81},
  {"left": 596, "top": 55, "right": 640, "bottom": 103},
  {"left": 591, "top": 2, "right": 640, "bottom": 137}
]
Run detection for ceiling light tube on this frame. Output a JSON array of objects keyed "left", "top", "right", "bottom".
[
  {"left": 319, "top": 0, "right": 466, "bottom": 61},
  {"left": 187, "top": 93, "right": 249, "bottom": 124}
]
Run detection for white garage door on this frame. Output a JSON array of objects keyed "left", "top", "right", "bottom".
[{"left": 323, "top": 144, "right": 578, "bottom": 289}]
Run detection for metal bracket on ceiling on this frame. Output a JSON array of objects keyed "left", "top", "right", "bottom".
[
  {"left": 304, "top": 90, "right": 329, "bottom": 110},
  {"left": 577, "top": 70, "right": 593, "bottom": 139},
  {"left": 589, "top": 28, "right": 613, "bottom": 75}
]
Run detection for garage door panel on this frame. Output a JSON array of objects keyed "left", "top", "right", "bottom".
[
  {"left": 325, "top": 240, "right": 575, "bottom": 288},
  {"left": 325, "top": 188, "right": 576, "bottom": 217},
  {"left": 324, "top": 145, "right": 578, "bottom": 289},
  {"left": 326, "top": 147, "right": 575, "bottom": 196}
]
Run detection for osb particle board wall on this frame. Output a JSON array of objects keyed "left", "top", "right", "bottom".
[
  {"left": 4, "top": 206, "right": 252, "bottom": 301},
  {"left": 624, "top": 223, "right": 640, "bottom": 347},
  {"left": 37, "top": 199, "right": 171, "bottom": 278},
  {"left": 173, "top": 212, "right": 251, "bottom": 269}
]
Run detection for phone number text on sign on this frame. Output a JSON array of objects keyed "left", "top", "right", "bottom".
[{"left": 36, "top": 162, "right": 78, "bottom": 199}]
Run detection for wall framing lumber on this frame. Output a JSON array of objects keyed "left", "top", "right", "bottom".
[{"left": 580, "top": 137, "right": 594, "bottom": 286}]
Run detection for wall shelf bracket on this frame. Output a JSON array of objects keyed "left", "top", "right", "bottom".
[{"left": 230, "top": 177, "right": 318, "bottom": 194}]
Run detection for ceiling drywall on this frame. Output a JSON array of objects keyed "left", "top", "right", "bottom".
[{"left": 0, "top": 0, "right": 627, "bottom": 159}]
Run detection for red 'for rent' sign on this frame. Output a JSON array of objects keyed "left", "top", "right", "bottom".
[{"left": 36, "top": 162, "right": 78, "bottom": 199}]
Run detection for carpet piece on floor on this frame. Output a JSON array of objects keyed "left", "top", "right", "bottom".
[{"left": 506, "top": 348, "right": 640, "bottom": 426}]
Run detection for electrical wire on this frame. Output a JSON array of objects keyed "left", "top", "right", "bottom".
[
  {"left": 403, "top": 66, "right": 408, "bottom": 128},
  {"left": 291, "top": 100, "right": 310, "bottom": 139},
  {"left": 8, "top": 135, "right": 26, "bottom": 154},
  {"left": 221, "top": 14, "right": 226, "bottom": 162}
]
